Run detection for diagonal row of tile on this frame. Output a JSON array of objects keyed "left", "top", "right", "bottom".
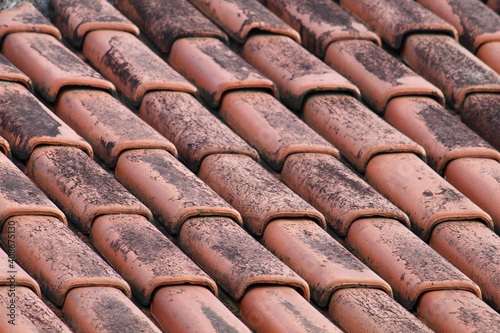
[{"left": 0, "top": 0, "right": 499, "bottom": 332}]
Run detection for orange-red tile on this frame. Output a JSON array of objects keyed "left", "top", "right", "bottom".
[
  {"left": 325, "top": 40, "right": 444, "bottom": 113},
  {"left": 91, "top": 214, "right": 217, "bottom": 305},
  {"left": 445, "top": 158, "right": 500, "bottom": 233},
  {"left": 56, "top": 89, "right": 177, "bottom": 168},
  {"left": 115, "top": 149, "right": 242, "bottom": 235},
  {"left": 1, "top": 215, "right": 130, "bottom": 307},
  {"left": 0, "top": 54, "right": 31, "bottom": 89},
  {"left": 263, "top": 219, "right": 391, "bottom": 307},
  {"left": 385, "top": 97, "right": 500, "bottom": 174},
  {"left": 487, "top": 0, "right": 500, "bottom": 12},
  {"left": 220, "top": 91, "right": 339, "bottom": 170},
  {"left": 0, "top": 248, "right": 40, "bottom": 298},
  {"left": 418, "top": 290, "right": 500, "bottom": 333},
  {"left": 191, "top": 0, "right": 300, "bottom": 44},
  {"left": 239, "top": 286, "right": 341, "bottom": 332},
  {"left": 476, "top": 41, "right": 500, "bottom": 74},
  {"left": 365, "top": 153, "right": 493, "bottom": 240},
  {"left": 430, "top": 221, "right": 500, "bottom": 310},
  {"left": 346, "top": 218, "right": 481, "bottom": 309},
  {"left": 329, "top": 288, "right": 432, "bottom": 332},
  {"left": 402, "top": 34, "right": 500, "bottom": 109},
  {"left": 179, "top": 216, "right": 309, "bottom": 300},
  {"left": 51, "top": 0, "right": 140, "bottom": 47},
  {"left": 152, "top": 285, "right": 251, "bottom": 333},
  {"left": 0, "top": 136, "right": 9, "bottom": 158},
  {"left": 304, "top": 94, "right": 425, "bottom": 173},
  {"left": 2, "top": 33, "right": 114, "bottom": 102},
  {"left": 63, "top": 287, "right": 161, "bottom": 332},
  {"left": 27, "top": 146, "right": 151, "bottom": 233},
  {"left": 262, "top": 0, "right": 381, "bottom": 57},
  {"left": 0, "top": 152, "right": 66, "bottom": 228},
  {"left": 242, "top": 34, "right": 359, "bottom": 110},
  {"left": 0, "top": 1, "right": 61, "bottom": 40},
  {"left": 140, "top": 91, "right": 259, "bottom": 172},
  {"left": 417, "top": 0, "right": 500, "bottom": 52},
  {"left": 0, "top": 287, "right": 71, "bottom": 333},
  {"left": 169, "top": 37, "right": 277, "bottom": 107},
  {"left": 83, "top": 30, "right": 196, "bottom": 105},
  {"left": 339, "top": 0, "right": 458, "bottom": 49},
  {"left": 199, "top": 154, "right": 326, "bottom": 235},
  {"left": 116, "top": 0, "right": 228, "bottom": 54},
  {"left": 462, "top": 93, "right": 500, "bottom": 151},
  {"left": 281, "top": 153, "right": 410, "bottom": 236},
  {"left": 0, "top": 82, "right": 93, "bottom": 160}
]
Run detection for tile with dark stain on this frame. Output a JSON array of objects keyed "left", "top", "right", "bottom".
[
  {"left": 179, "top": 216, "right": 309, "bottom": 300},
  {"left": 385, "top": 96, "right": 500, "bottom": 174},
  {"left": 91, "top": 214, "right": 217, "bottom": 305},
  {"left": 0, "top": 53, "right": 31, "bottom": 89},
  {"left": 51, "top": 0, "right": 140, "bottom": 47},
  {"left": 0, "top": 248, "right": 40, "bottom": 298},
  {"left": 365, "top": 153, "right": 493, "bottom": 240},
  {"left": 190, "top": 0, "right": 300, "bottom": 44},
  {"left": 486, "top": 0, "right": 500, "bottom": 12},
  {"left": 83, "top": 30, "right": 196, "bottom": 105},
  {"left": 56, "top": 89, "right": 177, "bottom": 168},
  {"left": 339, "top": 0, "right": 458, "bottom": 49},
  {"left": 220, "top": 91, "right": 339, "bottom": 171},
  {"left": 242, "top": 34, "right": 359, "bottom": 111},
  {"left": 325, "top": 40, "right": 444, "bottom": 113},
  {"left": 0, "top": 215, "right": 130, "bottom": 307},
  {"left": 260, "top": 0, "right": 381, "bottom": 57},
  {"left": 2, "top": 33, "right": 114, "bottom": 102},
  {"left": 169, "top": 37, "right": 277, "bottom": 107},
  {"left": 346, "top": 218, "right": 481, "bottom": 309},
  {"left": 304, "top": 94, "right": 425, "bottom": 173},
  {"left": 116, "top": 0, "right": 228, "bottom": 54},
  {"left": 199, "top": 154, "right": 326, "bottom": 235},
  {"left": 140, "top": 91, "right": 259, "bottom": 172},
  {"left": 27, "top": 146, "right": 152, "bottom": 233},
  {"left": 281, "top": 153, "right": 410, "bottom": 236},
  {"left": 115, "top": 149, "right": 242, "bottom": 235},
  {"left": 0, "top": 82, "right": 92, "bottom": 160},
  {"left": 462, "top": 93, "right": 500, "bottom": 151},
  {"left": 0, "top": 135, "right": 9, "bottom": 158}
]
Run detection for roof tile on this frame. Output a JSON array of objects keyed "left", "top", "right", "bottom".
[
  {"left": 462, "top": 93, "right": 500, "bottom": 151},
  {"left": 51, "top": 0, "right": 139, "bottom": 47},
  {"left": 303, "top": 94, "right": 426, "bottom": 173},
  {"left": 179, "top": 216, "right": 309, "bottom": 300},
  {"left": 2, "top": 32, "right": 115, "bottom": 102},
  {"left": 3, "top": 215, "right": 131, "bottom": 307},
  {"left": 220, "top": 91, "right": 339, "bottom": 170},
  {"left": 487, "top": 0, "right": 500, "bottom": 12},
  {"left": 91, "top": 214, "right": 217, "bottom": 305},
  {"left": 261, "top": 0, "right": 381, "bottom": 58},
  {"left": 56, "top": 89, "right": 177, "bottom": 168},
  {"left": 0, "top": 248, "right": 40, "bottom": 297},
  {"left": 346, "top": 218, "right": 481, "bottom": 309},
  {"left": 140, "top": 91, "right": 259, "bottom": 172},
  {"left": 114, "top": 149, "right": 243, "bottom": 234},
  {"left": 199, "top": 154, "right": 326, "bottom": 235},
  {"left": 242, "top": 34, "right": 360, "bottom": 110},
  {"left": 190, "top": 0, "right": 301, "bottom": 43},
  {"left": 82, "top": 30, "right": 197, "bottom": 105},
  {"left": 0, "top": 53, "right": 31, "bottom": 90},
  {"left": 26, "top": 146, "right": 152, "bottom": 233},
  {"left": 476, "top": 41, "right": 500, "bottom": 74},
  {"left": 169, "top": 37, "right": 277, "bottom": 107},
  {"left": 0, "top": 135, "right": 9, "bottom": 158},
  {"left": 325, "top": 39, "right": 444, "bottom": 113},
  {"left": 339, "top": 0, "right": 458, "bottom": 49},
  {"left": 115, "top": 0, "right": 228, "bottom": 54},
  {"left": 365, "top": 153, "right": 493, "bottom": 240}
]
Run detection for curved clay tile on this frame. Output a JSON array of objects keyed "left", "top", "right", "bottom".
[
  {"left": 0, "top": 53, "right": 31, "bottom": 90},
  {"left": 0, "top": 248, "right": 40, "bottom": 298},
  {"left": 476, "top": 41, "right": 500, "bottom": 75},
  {"left": 462, "top": 93, "right": 500, "bottom": 151}
]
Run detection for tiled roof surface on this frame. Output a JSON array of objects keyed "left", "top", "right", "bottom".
[{"left": 0, "top": 0, "right": 499, "bottom": 332}]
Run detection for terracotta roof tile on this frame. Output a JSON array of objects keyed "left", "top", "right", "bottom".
[
  {"left": 82, "top": 30, "right": 197, "bottom": 105},
  {"left": 0, "top": 53, "right": 31, "bottom": 90},
  {"left": 0, "top": 136, "right": 9, "bottom": 158},
  {"left": 51, "top": 0, "right": 139, "bottom": 47},
  {"left": 0, "top": 248, "right": 40, "bottom": 297},
  {"left": 487, "top": 0, "right": 500, "bottom": 12},
  {"left": 261, "top": 0, "right": 381, "bottom": 57},
  {"left": 140, "top": 91, "right": 259, "bottom": 172},
  {"left": 55, "top": 89, "right": 177, "bottom": 168},
  {"left": 339, "top": 0, "right": 458, "bottom": 49},
  {"left": 220, "top": 91, "right": 339, "bottom": 170},
  {"left": 242, "top": 34, "right": 360, "bottom": 110},
  {"left": 169, "top": 37, "right": 277, "bottom": 107},
  {"left": 116, "top": 0, "right": 228, "bottom": 54},
  {"left": 476, "top": 41, "right": 500, "bottom": 74},
  {"left": 190, "top": 0, "right": 301, "bottom": 43},
  {"left": 26, "top": 146, "right": 151, "bottom": 233},
  {"left": 462, "top": 93, "right": 500, "bottom": 151}
]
